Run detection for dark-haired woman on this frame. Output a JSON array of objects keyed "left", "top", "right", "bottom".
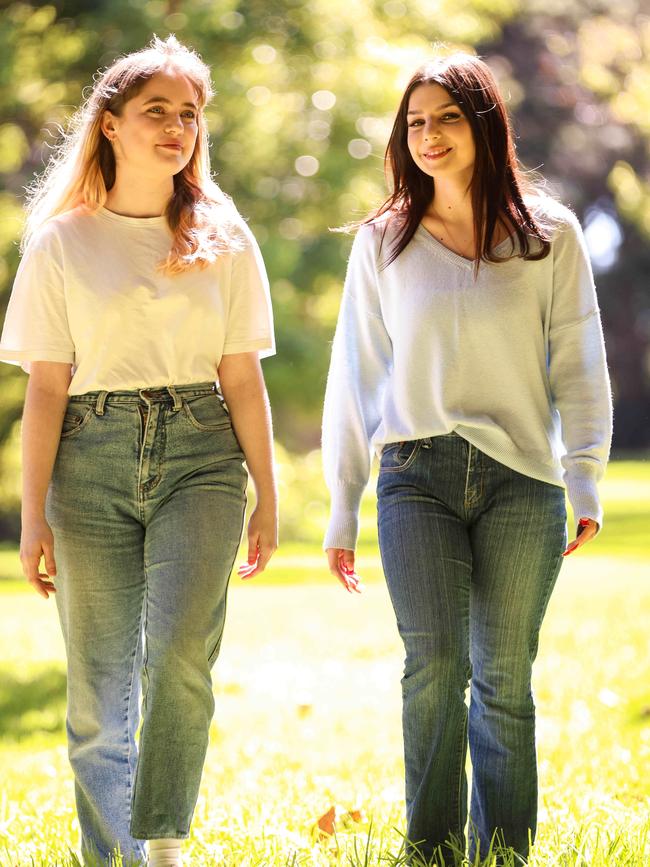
[{"left": 322, "top": 53, "right": 612, "bottom": 864}]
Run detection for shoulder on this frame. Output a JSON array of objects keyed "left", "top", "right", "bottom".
[
  {"left": 525, "top": 193, "right": 584, "bottom": 239},
  {"left": 23, "top": 205, "right": 96, "bottom": 253},
  {"left": 349, "top": 213, "right": 400, "bottom": 263}
]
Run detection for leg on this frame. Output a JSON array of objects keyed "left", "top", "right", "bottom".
[
  {"left": 467, "top": 468, "right": 566, "bottom": 862},
  {"left": 129, "top": 456, "right": 246, "bottom": 840},
  {"left": 377, "top": 439, "right": 472, "bottom": 864},
  {"left": 49, "top": 516, "right": 147, "bottom": 866}
]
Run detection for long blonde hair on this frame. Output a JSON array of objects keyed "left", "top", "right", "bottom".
[{"left": 23, "top": 34, "right": 244, "bottom": 274}]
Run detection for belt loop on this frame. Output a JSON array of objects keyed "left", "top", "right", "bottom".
[
  {"left": 167, "top": 384, "right": 182, "bottom": 411},
  {"left": 95, "top": 391, "right": 108, "bottom": 416}
]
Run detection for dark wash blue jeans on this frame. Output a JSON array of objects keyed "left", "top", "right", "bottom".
[
  {"left": 46, "top": 383, "right": 247, "bottom": 865},
  {"left": 377, "top": 432, "right": 566, "bottom": 864}
]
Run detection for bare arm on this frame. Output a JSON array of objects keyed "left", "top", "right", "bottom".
[
  {"left": 20, "top": 361, "right": 72, "bottom": 598},
  {"left": 217, "top": 352, "right": 278, "bottom": 578}
]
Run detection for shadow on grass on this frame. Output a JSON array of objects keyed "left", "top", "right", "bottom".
[{"left": 0, "top": 664, "right": 66, "bottom": 741}]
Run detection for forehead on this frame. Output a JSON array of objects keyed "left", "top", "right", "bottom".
[
  {"left": 407, "top": 83, "right": 456, "bottom": 112},
  {"left": 137, "top": 70, "right": 199, "bottom": 103}
]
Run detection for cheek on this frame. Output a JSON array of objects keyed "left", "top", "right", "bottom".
[{"left": 406, "top": 133, "right": 420, "bottom": 160}]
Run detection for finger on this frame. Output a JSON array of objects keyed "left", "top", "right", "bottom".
[
  {"left": 335, "top": 562, "right": 362, "bottom": 593},
  {"left": 339, "top": 550, "right": 355, "bottom": 573},
  {"left": 21, "top": 553, "right": 42, "bottom": 584},
  {"left": 343, "top": 569, "right": 363, "bottom": 593},
  {"left": 329, "top": 548, "right": 363, "bottom": 592},
  {"left": 238, "top": 559, "right": 257, "bottom": 577},
  {"left": 247, "top": 534, "right": 260, "bottom": 564},
  {"left": 240, "top": 545, "right": 276, "bottom": 579},
  {"left": 42, "top": 542, "right": 57, "bottom": 577},
  {"left": 255, "top": 544, "right": 276, "bottom": 572},
  {"left": 28, "top": 575, "right": 56, "bottom": 599},
  {"left": 563, "top": 527, "right": 597, "bottom": 556},
  {"left": 339, "top": 552, "right": 362, "bottom": 593}
]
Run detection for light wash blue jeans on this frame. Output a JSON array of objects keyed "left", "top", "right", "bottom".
[
  {"left": 377, "top": 433, "right": 567, "bottom": 865},
  {"left": 46, "top": 383, "right": 247, "bottom": 865}
]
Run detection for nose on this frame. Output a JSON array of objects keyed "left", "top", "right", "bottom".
[
  {"left": 164, "top": 114, "right": 184, "bottom": 134},
  {"left": 423, "top": 121, "right": 441, "bottom": 141}
]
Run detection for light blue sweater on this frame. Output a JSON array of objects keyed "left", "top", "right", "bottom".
[{"left": 322, "top": 197, "right": 613, "bottom": 550}]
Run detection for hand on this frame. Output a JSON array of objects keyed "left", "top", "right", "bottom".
[
  {"left": 237, "top": 500, "right": 278, "bottom": 580},
  {"left": 20, "top": 516, "right": 57, "bottom": 599},
  {"left": 563, "top": 517, "right": 599, "bottom": 557},
  {"left": 326, "top": 548, "right": 363, "bottom": 594}
]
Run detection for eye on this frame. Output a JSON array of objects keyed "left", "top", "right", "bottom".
[
  {"left": 147, "top": 106, "right": 197, "bottom": 120},
  {"left": 441, "top": 112, "right": 462, "bottom": 121},
  {"left": 408, "top": 119, "right": 424, "bottom": 127}
]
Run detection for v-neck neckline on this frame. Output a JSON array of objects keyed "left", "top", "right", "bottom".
[{"left": 416, "top": 222, "right": 516, "bottom": 270}]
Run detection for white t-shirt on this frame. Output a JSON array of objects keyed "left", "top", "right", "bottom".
[{"left": 0, "top": 206, "right": 275, "bottom": 393}]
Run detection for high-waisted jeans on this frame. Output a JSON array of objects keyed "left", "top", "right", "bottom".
[
  {"left": 376, "top": 433, "right": 567, "bottom": 864},
  {"left": 46, "top": 383, "right": 247, "bottom": 865}
]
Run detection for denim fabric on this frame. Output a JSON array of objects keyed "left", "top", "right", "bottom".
[
  {"left": 377, "top": 432, "right": 567, "bottom": 864},
  {"left": 46, "top": 383, "right": 247, "bottom": 865}
]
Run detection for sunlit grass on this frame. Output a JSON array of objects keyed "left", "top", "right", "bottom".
[
  {"left": 0, "top": 458, "right": 648, "bottom": 864},
  {"left": 1, "top": 553, "right": 649, "bottom": 865}
]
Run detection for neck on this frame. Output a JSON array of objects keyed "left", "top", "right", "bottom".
[
  {"left": 104, "top": 169, "right": 174, "bottom": 218},
  {"left": 427, "top": 177, "right": 473, "bottom": 225}
]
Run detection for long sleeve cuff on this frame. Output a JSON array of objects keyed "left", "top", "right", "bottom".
[
  {"left": 323, "top": 482, "right": 367, "bottom": 550},
  {"left": 565, "top": 464, "right": 604, "bottom": 529}
]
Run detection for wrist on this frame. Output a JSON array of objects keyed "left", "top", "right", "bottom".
[
  {"left": 21, "top": 506, "right": 47, "bottom": 523},
  {"left": 253, "top": 480, "right": 278, "bottom": 502}
]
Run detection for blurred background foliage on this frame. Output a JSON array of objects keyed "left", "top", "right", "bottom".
[{"left": 0, "top": 0, "right": 648, "bottom": 538}]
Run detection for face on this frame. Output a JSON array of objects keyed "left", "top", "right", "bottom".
[
  {"left": 102, "top": 69, "right": 200, "bottom": 176},
  {"left": 406, "top": 83, "right": 475, "bottom": 181}
]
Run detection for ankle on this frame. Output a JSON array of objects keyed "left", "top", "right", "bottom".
[{"left": 148, "top": 838, "right": 182, "bottom": 866}]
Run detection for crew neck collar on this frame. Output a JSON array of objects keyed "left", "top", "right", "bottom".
[{"left": 98, "top": 206, "right": 168, "bottom": 226}]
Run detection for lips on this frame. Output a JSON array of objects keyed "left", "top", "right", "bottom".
[
  {"left": 423, "top": 147, "right": 452, "bottom": 160},
  {"left": 158, "top": 143, "right": 182, "bottom": 151}
]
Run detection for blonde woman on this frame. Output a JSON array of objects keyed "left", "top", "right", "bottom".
[{"left": 0, "top": 36, "right": 277, "bottom": 866}]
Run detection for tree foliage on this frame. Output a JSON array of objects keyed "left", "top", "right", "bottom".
[{"left": 0, "top": 0, "right": 648, "bottom": 454}]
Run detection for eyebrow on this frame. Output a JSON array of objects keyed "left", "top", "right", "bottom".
[
  {"left": 142, "top": 96, "right": 199, "bottom": 111},
  {"left": 407, "top": 101, "right": 457, "bottom": 115}
]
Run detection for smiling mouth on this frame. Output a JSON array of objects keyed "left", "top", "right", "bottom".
[{"left": 423, "top": 148, "right": 452, "bottom": 160}]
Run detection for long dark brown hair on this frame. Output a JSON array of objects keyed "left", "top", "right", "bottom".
[{"left": 368, "top": 53, "right": 559, "bottom": 273}]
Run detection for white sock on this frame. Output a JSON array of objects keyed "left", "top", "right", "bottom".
[{"left": 148, "top": 838, "right": 182, "bottom": 866}]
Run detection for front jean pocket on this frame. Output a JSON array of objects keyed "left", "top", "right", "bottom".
[
  {"left": 182, "top": 394, "right": 232, "bottom": 432},
  {"left": 379, "top": 440, "right": 421, "bottom": 473},
  {"left": 60, "top": 405, "right": 94, "bottom": 439}
]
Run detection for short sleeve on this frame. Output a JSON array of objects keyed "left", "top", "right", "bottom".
[
  {"left": 222, "top": 223, "right": 275, "bottom": 359},
  {"left": 0, "top": 223, "right": 75, "bottom": 373}
]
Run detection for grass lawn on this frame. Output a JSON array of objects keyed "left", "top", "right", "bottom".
[{"left": 0, "top": 459, "right": 648, "bottom": 865}]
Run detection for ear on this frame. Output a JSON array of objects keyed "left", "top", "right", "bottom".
[{"left": 101, "top": 110, "right": 117, "bottom": 141}]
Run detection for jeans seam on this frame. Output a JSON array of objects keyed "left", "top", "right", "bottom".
[
  {"left": 125, "top": 600, "right": 144, "bottom": 835},
  {"left": 463, "top": 443, "right": 473, "bottom": 510},
  {"left": 144, "top": 413, "right": 165, "bottom": 493},
  {"left": 456, "top": 702, "right": 468, "bottom": 835},
  {"left": 207, "top": 494, "right": 247, "bottom": 667},
  {"left": 130, "top": 562, "right": 150, "bottom": 823},
  {"left": 137, "top": 408, "right": 150, "bottom": 521}
]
